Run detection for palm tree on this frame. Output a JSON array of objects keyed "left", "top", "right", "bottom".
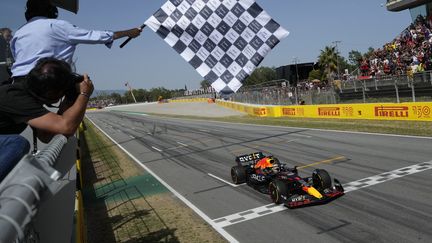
[{"left": 318, "top": 46, "right": 338, "bottom": 82}]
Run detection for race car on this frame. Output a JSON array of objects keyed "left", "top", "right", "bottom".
[{"left": 230, "top": 152, "right": 344, "bottom": 208}]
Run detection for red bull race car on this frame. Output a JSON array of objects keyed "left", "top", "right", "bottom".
[{"left": 230, "top": 152, "right": 344, "bottom": 208}]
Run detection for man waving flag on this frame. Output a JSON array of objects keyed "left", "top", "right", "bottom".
[{"left": 145, "top": 0, "right": 289, "bottom": 94}]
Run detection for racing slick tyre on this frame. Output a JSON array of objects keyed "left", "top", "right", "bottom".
[
  {"left": 269, "top": 179, "right": 287, "bottom": 204},
  {"left": 231, "top": 165, "right": 246, "bottom": 184},
  {"left": 312, "top": 169, "right": 332, "bottom": 191}
]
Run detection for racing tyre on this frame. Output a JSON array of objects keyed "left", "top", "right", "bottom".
[
  {"left": 231, "top": 165, "right": 246, "bottom": 184},
  {"left": 269, "top": 179, "right": 287, "bottom": 204},
  {"left": 312, "top": 169, "right": 332, "bottom": 191}
]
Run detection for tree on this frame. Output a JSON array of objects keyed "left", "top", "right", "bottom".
[
  {"left": 92, "top": 91, "right": 109, "bottom": 102},
  {"left": 318, "top": 46, "right": 338, "bottom": 82},
  {"left": 244, "top": 66, "right": 277, "bottom": 86},
  {"left": 364, "top": 47, "right": 375, "bottom": 59},
  {"left": 348, "top": 50, "right": 363, "bottom": 67},
  {"left": 133, "top": 89, "right": 149, "bottom": 102},
  {"left": 200, "top": 79, "right": 211, "bottom": 89},
  {"left": 308, "top": 69, "right": 322, "bottom": 80},
  {"left": 337, "top": 56, "right": 355, "bottom": 76},
  {"left": 123, "top": 91, "right": 135, "bottom": 103},
  {"left": 109, "top": 93, "right": 122, "bottom": 104},
  {"left": 148, "top": 87, "right": 172, "bottom": 101}
]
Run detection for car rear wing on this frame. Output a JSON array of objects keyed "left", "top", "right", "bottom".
[{"left": 235, "top": 152, "right": 265, "bottom": 166}]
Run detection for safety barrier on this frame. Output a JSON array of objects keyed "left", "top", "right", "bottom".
[
  {"left": 217, "top": 100, "right": 432, "bottom": 121},
  {"left": 0, "top": 135, "right": 67, "bottom": 243}
]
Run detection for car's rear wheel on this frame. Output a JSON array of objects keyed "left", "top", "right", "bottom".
[
  {"left": 231, "top": 165, "right": 246, "bottom": 184},
  {"left": 312, "top": 169, "right": 332, "bottom": 191},
  {"left": 269, "top": 179, "right": 287, "bottom": 204}
]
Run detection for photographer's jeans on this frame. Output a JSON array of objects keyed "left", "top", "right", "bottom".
[{"left": 0, "top": 135, "right": 30, "bottom": 181}]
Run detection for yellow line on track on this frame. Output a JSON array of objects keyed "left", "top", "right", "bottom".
[{"left": 297, "top": 156, "right": 346, "bottom": 170}]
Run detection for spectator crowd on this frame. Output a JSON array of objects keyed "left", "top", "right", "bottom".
[{"left": 360, "top": 15, "right": 432, "bottom": 77}]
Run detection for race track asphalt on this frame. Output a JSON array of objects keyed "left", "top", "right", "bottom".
[{"left": 86, "top": 102, "right": 432, "bottom": 242}]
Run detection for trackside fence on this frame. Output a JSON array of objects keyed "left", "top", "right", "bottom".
[{"left": 172, "top": 72, "right": 432, "bottom": 105}]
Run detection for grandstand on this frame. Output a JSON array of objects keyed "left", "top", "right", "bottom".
[{"left": 337, "top": 0, "right": 432, "bottom": 102}]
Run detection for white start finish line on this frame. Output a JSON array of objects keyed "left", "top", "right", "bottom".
[{"left": 212, "top": 160, "right": 432, "bottom": 228}]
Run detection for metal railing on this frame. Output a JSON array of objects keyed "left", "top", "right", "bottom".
[
  {"left": 170, "top": 72, "right": 432, "bottom": 105},
  {"left": 227, "top": 72, "right": 432, "bottom": 105},
  {"left": 0, "top": 135, "right": 67, "bottom": 243},
  {"left": 341, "top": 71, "right": 432, "bottom": 91},
  {"left": 339, "top": 71, "right": 432, "bottom": 103}
]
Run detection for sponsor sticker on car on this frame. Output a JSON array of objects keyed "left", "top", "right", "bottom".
[{"left": 236, "top": 152, "right": 264, "bottom": 164}]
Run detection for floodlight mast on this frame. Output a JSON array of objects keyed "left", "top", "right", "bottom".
[
  {"left": 125, "top": 82, "right": 137, "bottom": 103},
  {"left": 332, "top": 40, "right": 341, "bottom": 79}
]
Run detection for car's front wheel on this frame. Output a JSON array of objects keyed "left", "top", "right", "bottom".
[{"left": 312, "top": 169, "right": 332, "bottom": 191}]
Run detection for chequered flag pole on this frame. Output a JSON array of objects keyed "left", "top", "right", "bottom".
[{"left": 145, "top": 0, "right": 289, "bottom": 94}]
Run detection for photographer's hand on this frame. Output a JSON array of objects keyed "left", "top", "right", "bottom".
[{"left": 79, "top": 74, "right": 94, "bottom": 99}]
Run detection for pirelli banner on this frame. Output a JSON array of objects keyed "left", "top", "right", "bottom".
[
  {"left": 280, "top": 103, "right": 432, "bottom": 121},
  {"left": 217, "top": 101, "right": 432, "bottom": 121}
]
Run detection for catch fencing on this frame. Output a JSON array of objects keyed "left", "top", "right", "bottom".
[
  {"left": 339, "top": 71, "right": 432, "bottom": 103},
  {"left": 227, "top": 72, "right": 432, "bottom": 105}
]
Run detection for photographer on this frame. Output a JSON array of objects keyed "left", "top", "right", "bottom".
[{"left": 0, "top": 57, "right": 93, "bottom": 142}]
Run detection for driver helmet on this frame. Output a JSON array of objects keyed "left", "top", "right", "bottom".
[
  {"left": 268, "top": 156, "right": 280, "bottom": 173},
  {"left": 255, "top": 157, "right": 271, "bottom": 169}
]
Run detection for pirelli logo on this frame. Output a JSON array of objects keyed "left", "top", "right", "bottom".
[
  {"left": 282, "top": 108, "right": 296, "bottom": 116},
  {"left": 253, "top": 108, "right": 267, "bottom": 116},
  {"left": 375, "top": 106, "right": 409, "bottom": 118},
  {"left": 318, "top": 107, "right": 340, "bottom": 116}
]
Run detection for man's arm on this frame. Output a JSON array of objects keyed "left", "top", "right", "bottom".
[
  {"left": 113, "top": 28, "right": 142, "bottom": 40},
  {"left": 27, "top": 74, "right": 94, "bottom": 142},
  {"left": 60, "top": 20, "right": 141, "bottom": 45}
]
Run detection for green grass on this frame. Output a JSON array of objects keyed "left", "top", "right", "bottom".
[{"left": 137, "top": 112, "right": 432, "bottom": 137}]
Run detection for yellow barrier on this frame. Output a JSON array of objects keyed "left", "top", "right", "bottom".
[
  {"left": 75, "top": 191, "right": 86, "bottom": 243},
  {"left": 216, "top": 100, "right": 432, "bottom": 121},
  {"left": 75, "top": 122, "right": 86, "bottom": 243}
]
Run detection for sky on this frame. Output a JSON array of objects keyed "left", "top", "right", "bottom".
[{"left": 1, "top": 0, "right": 412, "bottom": 90}]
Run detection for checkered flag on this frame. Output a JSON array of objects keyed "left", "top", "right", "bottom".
[{"left": 145, "top": 0, "right": 289, "bottom": 93}]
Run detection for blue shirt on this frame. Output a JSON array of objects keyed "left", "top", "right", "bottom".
[{"left": 11, "top": 17, "right": 114, "bottom": 77}]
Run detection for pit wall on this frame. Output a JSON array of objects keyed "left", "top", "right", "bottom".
[{"left": 216, "top": 100, "right": 432, "bottom": 121}]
